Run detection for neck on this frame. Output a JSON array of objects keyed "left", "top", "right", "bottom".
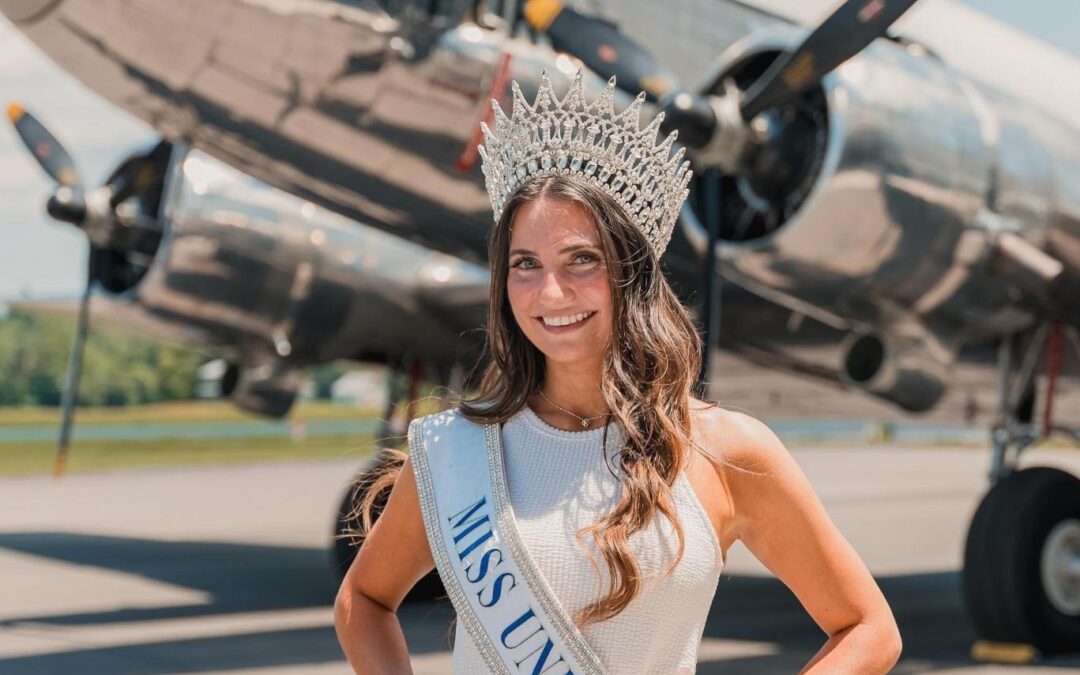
[{"left": 531, "top": 359, "right": 609, "bottom": 427}]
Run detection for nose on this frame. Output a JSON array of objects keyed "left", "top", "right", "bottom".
[{"left": 538, "top": 269, "right": 572, "bottom": 304}]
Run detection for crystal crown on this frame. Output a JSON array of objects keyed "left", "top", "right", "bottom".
[{"left": 478, "top": 70, "right": 692, "bottom": 257}]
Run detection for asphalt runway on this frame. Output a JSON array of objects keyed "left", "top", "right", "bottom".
[{"left": 2, "top": 444, "right": 1079, "bottom": 674}]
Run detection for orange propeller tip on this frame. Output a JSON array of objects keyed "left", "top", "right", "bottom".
[
  {"left": 52, "top": 454, "right": 68, "bottom": 478},
  {"left": 523, "top": 0, "right": 563, "bottom": 31},
  {"left": 7, "top": 102, "right": 25, "bottom": 122}
]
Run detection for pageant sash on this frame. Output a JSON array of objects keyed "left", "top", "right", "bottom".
[{"left": 409, "top": 409, "right": 607, "bottom": 675}]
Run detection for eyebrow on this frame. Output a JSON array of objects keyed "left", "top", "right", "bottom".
[{"left": 509, "top": 243, "right": 600, "bottom": 257}]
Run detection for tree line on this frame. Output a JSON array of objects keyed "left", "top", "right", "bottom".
[{"left": 0, "top": 308, "right": 205, "bottom": 407}]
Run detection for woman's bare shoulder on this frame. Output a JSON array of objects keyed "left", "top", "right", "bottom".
[
  {"left": 689, "top": 399, "right": 812, "bottom": 546},
  {"left": 689, "top": 398, "right": 782, "bottom": 471}
]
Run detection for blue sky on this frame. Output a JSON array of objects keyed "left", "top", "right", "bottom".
[{"left": 0, "top": 1, "right": 1078, "bottom": 302}]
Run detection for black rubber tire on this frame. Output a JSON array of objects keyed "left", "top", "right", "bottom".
[
  {"left": 332, "top": 455, "right": 445, "bottom": 603},
  {"left": 962, "top": 466, "right": 1080, "bottom": 654}
]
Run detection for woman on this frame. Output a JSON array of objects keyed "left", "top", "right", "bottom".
[{"left": 334, "top": 71, "right": 901, "bottom": 674}]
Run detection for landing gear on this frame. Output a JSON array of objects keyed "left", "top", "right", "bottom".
[
  {"left": 962, "top": 325, "right": 1080, "bottom": 657},
  {"left": 963, "top": 467, "right": 1080, "bottom": 654},
  {"left": 330, "top": 355, "right": 449, "bottom": 601}
]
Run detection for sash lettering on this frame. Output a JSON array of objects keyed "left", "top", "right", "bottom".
[
  {"left": 449, "top": 496, "right": 495, "bottom": 559},
  {"left": 446, "top": 494, "right": 574, "bottom": 673},
  {"left": 411, "top": 411, "right": 603, "bottom": 674},
  {"left": 503, "top": 608, "right": 572, "bottom": 675}
]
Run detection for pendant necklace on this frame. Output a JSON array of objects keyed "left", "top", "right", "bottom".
[{"left": 538, "top": 388, "right": 609, "bottom": 429}]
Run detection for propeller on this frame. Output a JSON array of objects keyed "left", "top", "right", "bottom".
[
  {"left": 522, "top": 0, "right": 921, "bottom": 392},
  {"left": 7, "top": 103, "right": 95, "bottom": 476},
  {"left": 8, "top": 104, "right": 169, "bottom": 475},
  {"left": 739, "top": 0, "right": 921, "bottom": 120},
  {"left": 522, "top": 0, "right": 679, "bottom": 101},
  {"left": 525, "top": 0, "right": 920, "bottom": 152}
]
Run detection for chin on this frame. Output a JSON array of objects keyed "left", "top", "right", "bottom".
[
  {"left": 517, "top": 321, "right": 611, "bottom": 366},
  {"left": 541, "top": 349, "right": 599, "bottom": 365},
  {"left": 531, "top": 339, "right": 607, "bottom": 366}
]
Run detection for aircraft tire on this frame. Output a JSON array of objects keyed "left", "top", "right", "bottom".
[
  {"left": 332, "top": 456, "right": 445, "bottom": 602},
  {"left": 962, "top": 466, "right": 1080, "bottom": 654}
]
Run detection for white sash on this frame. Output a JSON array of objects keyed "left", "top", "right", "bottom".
[{"left": 409, "top": 409, "right": 607, "bottom": 675}]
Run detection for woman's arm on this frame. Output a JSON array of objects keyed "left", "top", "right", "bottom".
[
  {"left": 334, "top": 454, "right": 436, "bottom": 675},
  {"left": 705, "top": 409, "right": 902, "bottom": 674}
]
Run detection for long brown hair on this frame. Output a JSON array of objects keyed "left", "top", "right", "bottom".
[
  {"left": 347, "top": 173, "right": 722, "bottom": 626},
  {"left": 459, "top": 173, "right": 711, "bottom": 625}
]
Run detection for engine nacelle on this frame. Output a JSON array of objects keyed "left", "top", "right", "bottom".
[
  {"left": 95, "top": 148, "right": 486, "bottom": 383},
  {"left": 683, "top": 29, "right": 1080, "bottom": 351},
  {"left": 220, "top": 362, "right": 300, "bottom": 418},
  {"left": 840, "top": 331, "right": 949, "bottom": 413}
]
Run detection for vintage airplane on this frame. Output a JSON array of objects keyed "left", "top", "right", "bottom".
[{"left": 4, "top": 0, "right": 1079, "bottom": 656}]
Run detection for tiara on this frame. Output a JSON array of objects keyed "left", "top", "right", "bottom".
[{"left": 477, "top": 70, "right": 692, "bottom": 257}]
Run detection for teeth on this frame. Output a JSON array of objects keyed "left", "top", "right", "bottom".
[{"left": 542, "top": 311, "right": 592, "bottom": 327}]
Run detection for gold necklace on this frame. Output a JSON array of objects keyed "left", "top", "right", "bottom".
[{"left": 538, "top": 389, "right": 609, "bottom": 429}]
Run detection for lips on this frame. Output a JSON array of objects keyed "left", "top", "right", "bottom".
[
  {"left": 535, "top": 310, "right": 596, "bottom": 332},
  {"left": 541, "top": 310, "right": 594, "bottom": 327}
]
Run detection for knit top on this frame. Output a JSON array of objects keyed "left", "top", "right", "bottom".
[{"left": 451, "top": 405, "right": 725, "bottom": 674}]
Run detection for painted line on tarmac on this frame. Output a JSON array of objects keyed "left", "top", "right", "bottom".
[{"left": 0, "top": 606, "right": 334, "bottom": 659}]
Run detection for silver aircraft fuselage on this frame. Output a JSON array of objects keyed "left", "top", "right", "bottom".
[{"left": 4, "top": 0, "right": 1080, "bottom": 415}]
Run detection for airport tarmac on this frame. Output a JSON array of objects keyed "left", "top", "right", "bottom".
[{"left": 1, "top": 443, "right": 1079, "bottom": 674}]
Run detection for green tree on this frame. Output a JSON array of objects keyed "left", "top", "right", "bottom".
[
  {"left": 0, "top": 317, "right": 28, "bottom": 404},
  {"left": 0, "top": 306, "right": 207, "bottom": 407}
]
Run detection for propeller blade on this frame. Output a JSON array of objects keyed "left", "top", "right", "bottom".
[
  {"left": 519, "top": 2, "right": 728, "bottom": 152},
  {"left": 523, "top": 0, "right": 679, "bottom": 101},
  {"left": 7, "top": 102, "right": 81, "bottom": 188},
  {"left": 107, "top": 140, "right": 172, "bottom": 208},
  {"left": 695, "top": 171, "right": 724, "bottom": 397},
  {"left": 740, "top": 0, "right": 920, "bottom": 120},
  {"left": 53, "top": 250, "right": 95, "bottom": 477}
]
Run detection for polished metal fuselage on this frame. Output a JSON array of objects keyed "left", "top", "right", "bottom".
[
  {"left": 5, "top": 0, "right": 1080, "bottom": 415},
  {"left": 125, "top": 145, "right": 488, "bottom": 364}
]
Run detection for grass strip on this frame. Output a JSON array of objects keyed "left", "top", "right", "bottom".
[
  {"left": 0, "top": 401, "right": 383, "bottom": 427},
  {"left": 0, "top": 433, "right": 385, "bottom": 476}
]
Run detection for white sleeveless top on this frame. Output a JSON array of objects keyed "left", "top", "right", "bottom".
[{"left": 451, "top": 406, "right": 725, "bottom": 674}]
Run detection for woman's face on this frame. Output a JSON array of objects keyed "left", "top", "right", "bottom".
[{"left": 506, "top": 196, "right": 613, "bottom": 370}]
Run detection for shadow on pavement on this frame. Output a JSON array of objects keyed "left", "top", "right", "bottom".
[{"left": 2, "top": 531, "right": 1078, "bottom": 673}]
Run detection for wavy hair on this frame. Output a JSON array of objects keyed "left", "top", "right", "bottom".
[
  {"left": 345, "top": 173, "right": 726, "bottom": 627},
  {"left": 459, "top": 173, "right": 713, "bottom": 625}
]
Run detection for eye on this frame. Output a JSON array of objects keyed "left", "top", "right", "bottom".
[
  {"left": 510, "top": 257, "right": 538, "bottom": 270},
  {"left": 572, "top": 252, "right": 599, "bottom": 265}
]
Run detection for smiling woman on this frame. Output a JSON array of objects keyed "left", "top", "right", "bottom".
[
  {"left": 507, "top": 197, "right": 613, "bottom": 389},
  {"left": 334, "top": 71, "right": 901, "bottom": 675}
]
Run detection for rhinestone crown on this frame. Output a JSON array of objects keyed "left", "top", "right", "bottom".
[{"left": 478, "top": 69, "right": 692, "bottom": 257}]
